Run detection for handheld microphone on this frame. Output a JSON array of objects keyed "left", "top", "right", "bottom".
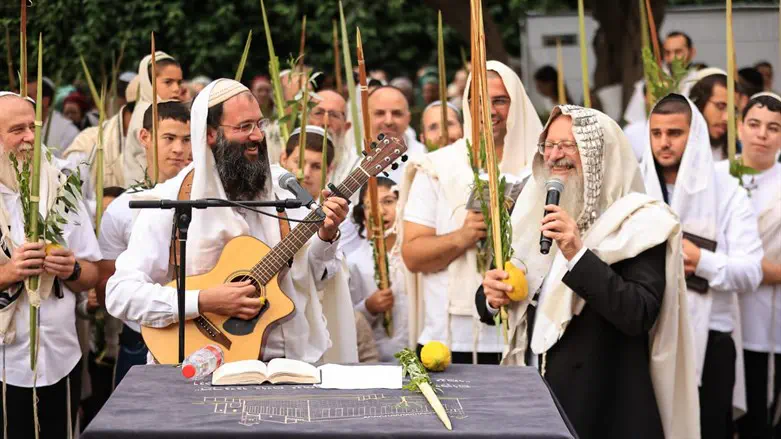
[
  {"left": 539, "top": 178, "right": 564, "bottom": 255},
  {"left": 279, "top": 172, "right": 316, "bottom": 209}
]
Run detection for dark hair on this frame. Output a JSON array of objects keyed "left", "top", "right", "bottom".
[
  {"left": 285, "top": 130, "right": 336, "bottom": 167},
  {"left": 103, "top": 186, "right": 126, "bottom": 199},
  {"left": 29, "top": 77, "right": 54, "bottom": 99},
  {"left": 147, "top": 58, "right": 181, "bottom": 80},
  {"left": 143, "top": 101, "right": 190, "bottom": 131},
  {"left": 738, "top": 67, "right": 765, "bottom": 98},
  {"left": 689, "top": 73, "right": 727, "bottom": 114},
  {"left": 124, "top": 101, "right": 136, "bottom": 115},
  {"left": 665, "top": 31, "right": 693, "bottom": 49},
  {"left": 651, "top": 93, "right": 692, "bottom": 123},
  {"left": 755, "top": 61, "right": 772, "bottom": 71},
  {"left": 534, "top": 65, "right": 558, "bottom": 83},
  {"left": 742, "top": 95, "right": 781, "bottom": 120},
  {"left": 206, "top": 101, "right": 224, "bottom": 130},
  {"left": 352, "top": 176, "right": 396, "bottom": 239}
]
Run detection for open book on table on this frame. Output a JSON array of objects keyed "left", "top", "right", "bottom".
[
  {"left": 212, "top": 358, "right": 320, "bottom": 385},
  {"left": 211, "top": 359, "right": 402, "bottom": 389}
]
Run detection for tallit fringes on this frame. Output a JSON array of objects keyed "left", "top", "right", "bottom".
[
  {"left": 541, "top": 352, "right": 547, "bottom": 378},
  {"left": 32, "top": 309, "right": 40, "bottom": 439},
  {"left": 66, "top": 376, "right": 72, "bottom": 439},
  {"left": 3, "top": 344, "right": 7, "bottom": 439}
]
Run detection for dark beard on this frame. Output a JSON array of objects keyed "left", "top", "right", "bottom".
[
  {"left": 710, "top": 134, "right": 728, "bottom": 158},
  {"left": 212, "top": 131, "right": 269, "bottom": 201}
]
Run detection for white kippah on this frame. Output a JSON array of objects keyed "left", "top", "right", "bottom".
[
  {"left": 207, "top": 79, "right": 250, "bottom": 108},
  {"left": 290, "top": 124, "right": 334, "bottom": 144},
  {"left": 750, "top": 91, "right": 781, "bottom": 103}
]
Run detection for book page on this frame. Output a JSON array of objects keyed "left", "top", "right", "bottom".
[
  {"left": 212, "top": 360, "right": 267, "bottom": 385},
  {"left": 267, "top": 358, "right": 319, "bottom": 381},
  {"left": 317, "top": 364, "right": 402, "bottom": 389}
]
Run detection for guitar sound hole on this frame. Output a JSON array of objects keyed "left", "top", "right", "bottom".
[{"left": 222, "top": 273, "right": 269, "bottom": 336}]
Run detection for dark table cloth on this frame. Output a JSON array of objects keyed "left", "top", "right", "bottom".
[{"left": 83, "top": 364, "right": 575, "bottom": 438}]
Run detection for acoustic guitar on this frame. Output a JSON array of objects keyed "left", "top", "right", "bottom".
[{"left": 142, "top": 134, "right": 408, "bottom": 364}]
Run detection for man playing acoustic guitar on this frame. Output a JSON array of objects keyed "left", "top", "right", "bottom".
[{"left": 106, "top": 79, "right": 355, "bottom": 364}]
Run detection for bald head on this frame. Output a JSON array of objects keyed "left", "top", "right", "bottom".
[
  {"left": 368, "top": 86, "right": 411, "bottom": 139},
  {"left": 420, "top": 103, "right": 463, "bottom": 146},
  {"left": 311, "top": 90, "right": 351, "bottom": 138}
]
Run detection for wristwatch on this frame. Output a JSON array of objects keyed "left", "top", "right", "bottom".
[{"left": 65, "top": 260, "right": 82, "bottom": 282}]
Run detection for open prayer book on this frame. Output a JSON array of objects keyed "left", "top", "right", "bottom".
[
  {"left": 212, "top": 360, "right": 402, "bottom": 389},
  {"left": 212, "top": 358, "right": 320, "bottom": 385},
  {"left": 466, "top": 171, "right": 528, "bottom": 211}
]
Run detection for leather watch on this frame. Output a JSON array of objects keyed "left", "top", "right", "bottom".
[{"left": 65, "top": 260, "right": 82, "bottom": 282}]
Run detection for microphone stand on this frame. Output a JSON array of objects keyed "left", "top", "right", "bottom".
[{"left": 129, "top": 197, "right": 303, "bottom": 364}]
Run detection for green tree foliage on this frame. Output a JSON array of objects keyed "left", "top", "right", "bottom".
[{"left": 1, "top": 0, "right": 508, "bottom": 87}]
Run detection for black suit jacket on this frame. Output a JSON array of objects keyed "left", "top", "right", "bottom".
[{"left": 476, "top": 244, "right": 667, "bottom": 439}]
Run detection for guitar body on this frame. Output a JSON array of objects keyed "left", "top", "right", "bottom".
[{"left": 141, "top": 235, "right": 295, "bottom": 365}]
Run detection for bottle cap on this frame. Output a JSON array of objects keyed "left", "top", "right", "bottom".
[{"left": 182, "top": 364, "right": 196, "bottom": 379}]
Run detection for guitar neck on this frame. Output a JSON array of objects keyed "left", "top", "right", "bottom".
[{"left": 251, "top": 168, "right": 369, "bottom": 284}]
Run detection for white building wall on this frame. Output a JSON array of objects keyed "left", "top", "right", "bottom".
[{"left": 522, "top": 4, "right": 779, "bottom": 116}]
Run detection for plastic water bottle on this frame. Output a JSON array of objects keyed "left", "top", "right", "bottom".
[{"left": 181, "top": 344, "right": 224, "bottom": 380}]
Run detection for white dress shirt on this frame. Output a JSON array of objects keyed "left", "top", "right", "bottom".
[
  {"left": 404, "top": 171, "right": 504, "bottom": 353},
  {"left": 347, "top": 238, "right": 408, "bottom": 361},
  {"left": 105, "top": 177, "right": 340, "bottom": 361},
  {"left": 0, "top": 184, "right": 102, "bottom": 387},
  {"left": 737, "top": 164, "right": 781, "bottom": 352},
  {"left": 700, "top": 164, "right": 764, "bottom": 332},
  {"left": 98, "top": 190, "right": 142, "bottom": 333}
]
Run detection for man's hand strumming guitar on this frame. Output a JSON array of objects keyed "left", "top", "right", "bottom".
[{"left": 198, "top": 280, "right": 261, "bottom": 319}]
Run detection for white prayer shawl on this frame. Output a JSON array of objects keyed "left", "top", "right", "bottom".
[
  {"left": 758, "top": 181, "right": 781, "bottom": 411},
  {"left": 63, "top": 109, "right": 127, "bottom": 188},
  {"left": 640, "top": 95, "right": 746, "bottom": 416},
  {"left": 0, "top": 96, "right": 65, "bottom": 344},
  {"left": 153, "top": 80, "right": 354, "bottom": 363},
  {"left": 505, "top": 104, "right": 700, "bottom": 438},
  {"left": 122, "top": 52, "right": 175, "bottom": 185},
  {"left": 395, "top": 61, "right": 543, "bottom": 350}
]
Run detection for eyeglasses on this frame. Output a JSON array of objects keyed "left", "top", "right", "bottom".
[
  {"left": 537, "top": 140, "right": 578, "bottom": 155},
  {"left": 310, "top": 108, "right": 345, "bottom": 121},
  {"left": 467, "top": 96, "right": 511, "bottom": 108},
  {"left": 220, "top": 119, "right": 271, "bottom": 137}
]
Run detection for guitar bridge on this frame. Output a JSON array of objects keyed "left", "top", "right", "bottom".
[{"left": 194, "top": 316, "right": 232, "bottom": 350}]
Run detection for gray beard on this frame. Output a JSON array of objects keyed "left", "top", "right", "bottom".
[
  {"left": 541, "top": 166, "right": 585, "bottom": 226},
  {"left": 212, "top": 131, "right": 269, "bottom": 201}
]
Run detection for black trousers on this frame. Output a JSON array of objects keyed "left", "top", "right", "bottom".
[
  {"left": 0, "top": 360, "right": 81, "bottom": 439},
  {"left": 416, "top": 344, "right": 502, "bottom": 365},
  {"left": 736, "top": 349, "right": 781, "bottom": 439},
  {"left": 699, "top": 330, "right": 736, "bottom": 439}
]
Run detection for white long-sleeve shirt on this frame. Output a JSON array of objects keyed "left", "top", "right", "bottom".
[
  {"left": 105, "top": 176, "right": 340, "bottom": 361},
  {"left": 0, "top": 184, "right": 101, "bottom": 387},
  {"left": 735, "top": 164, "right": 781, "bottom": 352},
  {"left": 691, "top": 165, "right": 765, "bottom": 332},
  {"left": 347, "top": 238, "right": 408, "bottom": 362}
]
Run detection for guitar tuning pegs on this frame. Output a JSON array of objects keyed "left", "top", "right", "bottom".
[
  {"left": 391, "top": 163, "right": 399, "bottom": 170},
  {"left": 361, "top": 150, "right": 368, "bottom": 157},
  {"left": 401, "top": 154, "right": 409, "bottom": 162},
  {"left": 382, "top": 172, "right": 390, "bottom": 177},
  {"left": 370, "top": 142, "right": 378, "bottom": 150},
  {"left": 377, "top": 133, "right": 386, "bottom": 141}
]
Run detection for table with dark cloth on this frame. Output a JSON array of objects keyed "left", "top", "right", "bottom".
[{"left": 83, "top": 364, "right": 575, "bottom": 439}]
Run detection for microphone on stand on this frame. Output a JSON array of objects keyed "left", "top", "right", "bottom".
[
  {"left": 539, "top": 178, "right": 564, "bottom": 255},
  {"left": 279, "top": 172, "right": 316, "bottom": 209},
  {"left": 278, "top": 172, "right": 326, "bottom": 218}
]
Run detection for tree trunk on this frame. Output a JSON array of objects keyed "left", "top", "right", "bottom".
[
  {"left": 587, "top": 0, "right": 665, "bottom": 114},
  {"left": 422, "top": 0, "right": 509, "bottom": 65}
]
